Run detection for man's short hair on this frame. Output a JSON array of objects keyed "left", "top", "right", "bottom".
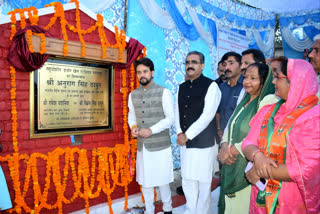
[
  {"left": 218, "top": 60, "right": 223, "bottom": 67},
  {"left": 186, "top": 51, "right": 205, "bottom": 64},
  {"left": 241, "top": 48, "right": 266, "bottom": 64},
  {"left": 313, "top": 34, "right": 320, "bottom": 42},
  {"left": 221, "top": 52, "right": 241, "bottom": 64},
  {"left": 134, "top": 57, "right": 154, "bottom": 72}
]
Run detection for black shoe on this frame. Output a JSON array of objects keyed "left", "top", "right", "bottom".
[
  {"left": 176, "top": 186, "right": 184, "bottom": 196},
  {"left": 164, "top": 212, "right": 172, "bottom": 214}
]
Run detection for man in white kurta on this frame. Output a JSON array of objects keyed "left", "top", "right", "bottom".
[
  {"left": 176, "top": 51, "right": 221, "bottom": 214},
  {"left": 128, "top": 57, "right": 174, "bottom": 214}
]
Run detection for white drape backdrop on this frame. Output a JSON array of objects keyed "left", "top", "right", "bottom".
[
  {"left": 281, "top": 27, "right": 314, "bottom": 52},
  {"left": 187, "top": 8, "right": 214, "bottom": 46},
  {"left": 250, "top": 30, "right": 274, "bottom": 56},
  {"left": 137, "top": 0, "right": 175, "bottom": 29},
  {"left": 136, "top": 0, "right": 274, "bottom": 57}
]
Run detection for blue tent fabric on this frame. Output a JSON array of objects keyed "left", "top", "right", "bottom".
[
  {"left": 279, "top": 17, "right": 290, "bottom": 27},
  {"left": 188, "top": 0, "right": 202, "bottom": 7},
  {"left": 212, "top": 6, "right": 226, "bottom": 19},
  {"left": 249, "top": 41, "right": 259, "bottom": 50},
  {"left": 310, "top": 13, "right": 320, "bottom": 22},
  {"left": 174, "top": 0, "right": 276, "bottom": 30},
  {"left": 208, "top": 19, "right": 218, "bottom": 47},
  {"left": 254, "top": 21, "right": 260, "bottom": 29},
  {"left": 244, "top": 18, "right": 253, "bottom": 28},
  {"left": 227, "top": 14, "right": 236, "bottom": 22},
  {"left": 292, "top": 15, "right": 311, "bottom": 25},
  {"left": 261, "top": 20, "right": 269, "bottom": 28},
  {"left": 279, "top": 11, "right": 319, "bottom": 58},
  {"left": 236, "top": 15, "right": 243, "bottom": 26},
  {"left": 280, "top": 12, "right": 320, "bottom": 27},
  {"left": 304, "top": 26, "right": 320, "bottom": 41},
  {"left": 282, "top": 37, "right": 304, "bottom": 59},
  {"left": 201, "top": 1, "right": 213, "bottom": 13},
  {"left": 197, "top": 13, "right": 206, "bottom": 26},
  {"left": 164, "top": 0, "right": 200, "bottom": 41}
]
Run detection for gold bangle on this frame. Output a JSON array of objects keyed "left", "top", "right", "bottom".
[{"left": 131, "top": 125, "right": 137, "bottom": 129}]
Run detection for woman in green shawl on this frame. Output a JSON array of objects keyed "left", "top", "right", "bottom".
[{"left": 217, "top": 63, "right": 278, "bottom": 213}]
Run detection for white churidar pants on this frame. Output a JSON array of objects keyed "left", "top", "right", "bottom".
[
  {"left": 137, "top": 145, "right": 173, "bottom": 214},
  {"left": 136, "top": 146, "right": 173, "bottom": 187},
  {"left": 182, "top": 179, "right": 211, "bottom": 214},
  {"left": 180, "top": 145, "right": 215, "bottom": 214},
  {"left": 142, "top": 184, "right": 172, "bottom": 214}
]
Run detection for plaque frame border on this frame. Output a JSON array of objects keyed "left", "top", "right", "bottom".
[{"left": 29, "top": 57, "right": 115, "bottom": 138}]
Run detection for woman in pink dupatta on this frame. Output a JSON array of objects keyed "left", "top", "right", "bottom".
[{"left": 242, "top": 58, "right": 320, "bottom": 214}]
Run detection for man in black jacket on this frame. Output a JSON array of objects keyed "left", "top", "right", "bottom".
[{"left": 176, "top": 51, "right": 221, "bottom": 214}]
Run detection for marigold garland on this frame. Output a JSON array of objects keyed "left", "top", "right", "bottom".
[
  {"left": 8, "top": 66, "right": 18, "bottom": 154},
  {"left": 7, "top": 10, "right": 17, "bottom": 41},
  {"left": 27, "top": 7, "right": 39, "bottom": 25},
  {"left": 69, "top": 0, "right": 85, "bottom": 57},
  {"left": 129, "top": 64, "right": 135, "bottom": 92},
  {"left": 0, "top": 146, "right": 140, "bottom": 213},
  {"left": 142, "top": 47, "right": 147, "bottom": 57},
  {"left": 19, "top": 0, "right": 126, "bottom": 59},
  {"left": 1, "top": 0, "right": 147, "bottom": 213}
]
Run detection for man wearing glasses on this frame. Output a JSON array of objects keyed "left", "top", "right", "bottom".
[{"left": 175, "top": 51, "right": 221, "bottom": 214}]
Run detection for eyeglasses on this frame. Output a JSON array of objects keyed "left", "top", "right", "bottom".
[
  {"left": 272, "top": 74, "right": 287, "bottom": 80},
  {"left": 184, "top": 60, "right": 201, "bottom": 66}
]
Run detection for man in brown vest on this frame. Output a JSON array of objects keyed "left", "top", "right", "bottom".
[{"left": 128, "top": 57, "right": 174, "bottom": 214}]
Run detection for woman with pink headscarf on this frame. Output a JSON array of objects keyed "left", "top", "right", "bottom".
[{"left": 242, "top": 58, "right": 320, "bottom": 214}]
